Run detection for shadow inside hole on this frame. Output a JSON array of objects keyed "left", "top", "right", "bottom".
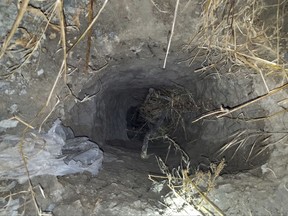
[{"left": 126, "top": 106, "right": 149, "bottom": 141}]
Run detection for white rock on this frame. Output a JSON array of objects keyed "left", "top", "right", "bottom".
[
  {"left": 19, "top": 89, "right": 27, "bottom": 95},
  {"left": 37, "top": 69, "right": 44, "bottom": 76},
  {"left": 9, "top": 104, "right": 18, "bottom": 114},
  {"left": 0, "top": 119, "right": 18, "bottom": 129},
  {"left": 4, "top": 89, "right": 15, "bottom": 95}
]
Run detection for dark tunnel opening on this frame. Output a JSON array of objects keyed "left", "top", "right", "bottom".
[
  {"left": 126, "top": 105, "right": 149, "bottom": 141},
  {"left": 66, "top": 63, "right": 271, "bottom": 175}
]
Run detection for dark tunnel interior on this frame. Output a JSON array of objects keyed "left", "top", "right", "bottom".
[
  {"left": 126, "top": 105, "right": 149, "bottom": 140},
  {"left": 66, "top": 60, "right": 271, "bottom": 175}
]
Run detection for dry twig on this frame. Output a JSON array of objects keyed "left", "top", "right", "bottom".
[{"left": 163, "top": 0, "right": 180, "bottom": 69}]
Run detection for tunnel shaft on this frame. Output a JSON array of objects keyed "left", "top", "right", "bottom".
[{"left": 66, "top": 53, "right": 270, "bottom": 173}]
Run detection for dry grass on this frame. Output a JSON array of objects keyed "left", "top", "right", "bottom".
[
  {"left": 139, "top": 86, "right": 199, "bottom": 159},
  {"left": 188, "top": 0, "right": 288, "bottom": 166},
  {"left": 85, "top": 0, "right": 94, "bottom": 73},
  {"left": 140, "top": 87, "right": 198, "bottom": 134},
  {"left": 145, "top": 1, "right": 287, "bottom": 214},
  {"left": 163, "top": 0, "right": 180, "bottom": 69},
  {"left": 1, "top": 183, "right": 52, "bottom": 216},
  {"left": 0, "top": 0, "right": 109, "bottom": 215},
  {"left": 192, "top": 81, "right": 288, "bottom": 123},
  {"left": 149, "top": 136, "right": 225, "bottom": 216},
  {"left": 215, "top": 129, "right": 273, "bottom": 162},
  {"left": 0, "top": 0, "right": 287, "bottom": 215},
  {"left": 0, "top": 0, "right": 30, "bottom": 59},
  {"left": 189, "top": 0, "right": 288, "bottom": 79}
]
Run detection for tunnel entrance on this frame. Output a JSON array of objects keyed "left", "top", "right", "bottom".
[{"left": 67, "top": 64, "right": 271, "bottom": 174}]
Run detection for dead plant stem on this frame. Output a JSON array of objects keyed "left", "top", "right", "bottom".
[
  {"left": 217, "top": 82, "right": 288, "bottom": 118},
  {"left": 68, "top": 0, "right": 109, "bottom": 52},
  {"left": 0, "top": 0, "right": 30, "bottom": 58},
  {"left": 163, "top": 0, "right": 179, "bottom": 69}
]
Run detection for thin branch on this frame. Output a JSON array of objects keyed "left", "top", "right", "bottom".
[
  {"left": 68, "top": 0, "right": 109, "bottom": 52},
  {"left": 39, "top": 96, "right": 60, "bottom": 132},
  {"left": 0, "top": 0, "right": 30, "bottom": 59},
  {"left": 217, "top": 82, "right": 288, "bottom": 118},
  {"left": 163, "top": 0, "right": 179, "bottom": 69},
  {"left": 10, "top": 115, "right": 34, "bottom": 129}
]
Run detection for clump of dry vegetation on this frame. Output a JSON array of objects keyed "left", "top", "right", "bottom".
[
  {"left": 149, "top": 136, "right": 225, "bottom": 215},
  {"left": 140, "top": 87, "right": 198, "bottom": 131},
  {"left": 144, "top": 0, "right": 288, "bottom": 214},
  {"left": 183, "top": 0, "right": 288, "bottom": 125},
  {"left": 139, "top": 87, "right": 226, "bottom": 214},
  {"left": 192, "top": 0, "right": 288, "bottom": 92}
]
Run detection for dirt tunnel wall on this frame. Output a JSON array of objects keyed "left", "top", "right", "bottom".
[{"left": 65, "top": 51, "right": 270, "bottom": 173}]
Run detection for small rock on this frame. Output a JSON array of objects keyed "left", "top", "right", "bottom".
[
  {"left": 8, "top": 104, "right": 18, "bottom": 114},
  {"left": 4, "top": 89, "right": 15, "bottom": 95},
  {"left": 53, "top": 200, "right": 84, "bottom": 216},
  {"left": 0, "top": 119, "right": 18, "bottom": 129},
  {"left": 0, "top": 82, "right": 10, "bottom": 92},
  {"left": 37, "top": 69, "right": 44, "bottom": 76},
  {"left": 49, "top": 32, "right": 57, "bottom": 40},
  {"left": 19, "top": 89, "right": 27, "bottom": 95}
]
